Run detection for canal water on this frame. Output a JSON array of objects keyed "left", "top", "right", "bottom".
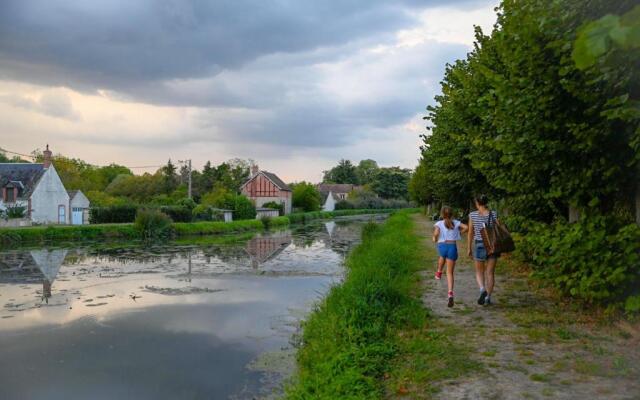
[{"left": 0, "top": 216, "right": 384, "bottom": 400}]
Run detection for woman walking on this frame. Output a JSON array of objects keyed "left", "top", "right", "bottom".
[
  {"left": 433, "top": 206, "right": 468, "bottom": 307},
  {"left": 467, "top": 194, "right": 500, "bottom": 305}
]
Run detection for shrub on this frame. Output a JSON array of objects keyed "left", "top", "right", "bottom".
[
  {"left": 292, "top": 182, "right": 322, "bottom": 212},
  {"left": 262, "top": 201, "right": 284, "bottom": 216},
  {"left": 517, "top": 216, "right": 640, "bottom": 313},
  {"left": 90, "top": 204, "right": 138, "bottom": 223},
  {"left": 159, "top": 205, "right": 192, "bottom": 222},
  {"left": 335, "top": 200, "right": 354, "bottom": 210},
  {"left": 260, "top": 216, "right": 272, "bottom": 230},
  {"left": 134, "top": 209, "right": 173, "bottom": 240},
  {"left": 5, "top": 205, "right": 26, "bottom": 219}
]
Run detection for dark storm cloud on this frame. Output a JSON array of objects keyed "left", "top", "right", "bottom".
[{"left": 0, "top": 0, "right": 484, "bottom": 98}]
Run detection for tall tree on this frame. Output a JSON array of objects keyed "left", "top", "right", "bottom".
[
  {"left": 323, "top": 159, "right": 359, "bottom": 184},
  {"left": 160, "top": 159, "right": 178, "bottom": 194},
  {"left": 355, "top": 159, "right": 379, "bottom": 185},
  {"left": 371, "top": 167, "right": 411, "bottom": 200}
]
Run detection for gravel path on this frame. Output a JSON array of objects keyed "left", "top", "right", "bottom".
[{"left": 414, "top": 214, "right": 640, "bottom": 400}]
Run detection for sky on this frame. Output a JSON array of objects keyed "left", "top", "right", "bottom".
[{"left": 0, "top": 0, "right": 498, "bottom": 182}]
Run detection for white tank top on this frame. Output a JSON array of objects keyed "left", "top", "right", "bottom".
[{"left": 435, "top": 219, "right": 461, "bottom": 243}]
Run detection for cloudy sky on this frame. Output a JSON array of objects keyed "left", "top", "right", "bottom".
[{"left": 0, "top": 0, "right": 497, "bottom": 182}]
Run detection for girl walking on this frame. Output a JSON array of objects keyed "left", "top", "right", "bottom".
[
  {"left": 467, "top": 194, "right": 500, "bottom": 305},
  {"left": 433, "top": 206, "right": 468, "bottom": 307}
]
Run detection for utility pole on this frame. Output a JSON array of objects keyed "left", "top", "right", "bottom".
[{"left": 187, "top": 159, "right": 192, "bottom": 199}]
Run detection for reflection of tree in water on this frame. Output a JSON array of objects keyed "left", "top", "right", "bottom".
[{"left": 0, "top": 249, "right": 68, "bottom": 303}]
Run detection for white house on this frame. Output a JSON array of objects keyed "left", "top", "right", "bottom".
[
  {"left": 0, "top": 145, "right": 89, "bottom": 225},
  {"left": 316, "top": 184, "right": 361, "bottom": 211}
]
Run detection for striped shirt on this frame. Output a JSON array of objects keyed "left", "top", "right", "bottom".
[{"left": 470, "top": 210, "right": 497, "bottom": 241}]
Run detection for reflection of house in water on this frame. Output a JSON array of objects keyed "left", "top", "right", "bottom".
[
  {"left": 0, "top": 249, "right": 67, "bottom": 302},
  {"left": 245, "top": 232, "right": 292, "bottom": 268}
]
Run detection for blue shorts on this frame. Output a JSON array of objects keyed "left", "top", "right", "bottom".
[
  {"left": 437, "top": 243, "right": 458, "bottom": 261},
  {"left": 474, "top": 240, "right": 500, "bottom": 262}
]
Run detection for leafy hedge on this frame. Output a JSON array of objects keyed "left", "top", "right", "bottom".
[
  {"left": 515, "top": 217, "right": 640, "bottom": 314},
  {"left": 159, "top": 205, "right": 192, "bottom": 222},
  {"left": 90, "top": 205, "right": 138, "bottom": 224},
  {"left": 287, "top": 208, "right": 406, "bottom": 224}
]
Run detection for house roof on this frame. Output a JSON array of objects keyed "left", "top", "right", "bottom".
[
  {"left": 317, "top": 183, "right": 359, "bottom": 194},
  {"left": 241, "top": 170, "right": 291, "bottom": 192},
  {"left": 319, "top": 190, "right": 339, "bottom": 203},
  {"left": 67, "top": 190, "right": 79, "bottom": 200},
  {"left": 0, "top": 163, "right": 45, "bottom": 199}
]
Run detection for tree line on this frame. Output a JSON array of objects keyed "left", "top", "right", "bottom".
[{"left": 409, "top": 0, "right": 639, "bottom": 313}]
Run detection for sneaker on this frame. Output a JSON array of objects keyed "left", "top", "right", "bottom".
[
  {"left": 478, "top": 290, "right": 488, "bottom": 305},
  {"left": 447, "top": 296, "right": 454, "bottom": 308},
  {"left": 485, "top": 296, "right": 492, "bottom": 306},
  {"left": 435, "top": 271, "right": 442, "bottom": 280}
]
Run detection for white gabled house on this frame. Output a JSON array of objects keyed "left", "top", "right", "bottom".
[{"left": 0, "top": 145, "right": 89, "bottom": 225}]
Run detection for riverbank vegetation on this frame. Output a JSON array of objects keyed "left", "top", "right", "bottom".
[
  {"left": 286, "top": 211, "right": 454, "bottom": 398},
  {"left": 0, "top": 209, "right": 391, "bottom": 247},
  {"left": 409, "top": 0, "right": 640, "bottom": 314}
]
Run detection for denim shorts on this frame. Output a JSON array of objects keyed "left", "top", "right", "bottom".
[
  {"left": 437, "top": 243, "right": 458, "bottom": 261},
  {"left": 474, "top": 240, "right": 499, "bottom": 262}
]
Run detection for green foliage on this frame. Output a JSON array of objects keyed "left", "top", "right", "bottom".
[
  {"left": 4, "top": 205, "right": 26, "bottom": 219},
  {"left": 134, "top": 209, "right": 173, "bottom": 240},
  {"left": 371, "top": 167, "right": 411, "bottom": 200},
  {"left": 85, "top": 190, "right": 128, "bottom": 207},
  {"left": 158, "top": 206, "right": 192, "bottom": 222},
  {"left": 292, "top": 182, "right": 322, "bottom": 212},
  {"left": 323, "top": 159, "right": 359, "bottom": 184},
  {"left": 0, "top": 224, "right": 138, "bottom": 246},
  {"left": 356, "top": 159, "right": 380, "bottom": 185},
  {"left": 286, "top": 211, "right": 424, "bottom": 398},
  {"left": 334, "top": 200, "right": 355, "bottom": 210},
  {"left": 90, "top": 205, "right": 138, "bottom": 224},
  {"left": 200, "top": 188, "right": 255, "bottom": 220},
  {"left": 260, "top": 216, "right": 272, "bottom": 230},
  {"left": 172, "top": 219, "right": 263, "bottom": 236},
  {"left": 262, "top": 201, "right": 284, "bottom": 216},
  {"left": 573, "top": 5, "right": 640, "bottom": 69},
  {"left": 516, "top": 217, "right": 640, "bottom": 313}
]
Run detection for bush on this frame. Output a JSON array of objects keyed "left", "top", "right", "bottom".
[
  {"left": 134, "top": 209, "right": 173, "bottom": 240},
  {"left": 517, "top": 216, "right": 640, "bottom": 313},
  {"left": 260, "top": 216, "right": 272, "bottom": 230},
  {"left": 90, "top": 204, "right": 138, "bottom": 223},
  {"left": 5, "top": 205, "right": 26, "bottom": 219},
  {"left": 334, "top": 200, "right": 354, "bottom": 210},
  {"left": 159, "top": 205, "right": 192, "bottom": 222},
  {"left": 292, "top": 182, "right": 321, "bottom": 212},
  {"left": 262, "top": 201, "right": 284, "bottom": 216}
]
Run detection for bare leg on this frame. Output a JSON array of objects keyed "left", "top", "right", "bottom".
[
  {"left": 474, "top": 260, "right": 486, "bottom": 290},
  {"left": 486, "top": 257, "right": 497, "bottom": 295},
  {"left": 446, "top": 259, "right": 455, "bottom": 293},
  {"left": 437, "top": 256, "right": 445, "bottom": 273}
]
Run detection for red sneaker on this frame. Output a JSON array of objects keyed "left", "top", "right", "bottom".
[{"left": 435, "top": 271, "right": 442, "bottom": 280}]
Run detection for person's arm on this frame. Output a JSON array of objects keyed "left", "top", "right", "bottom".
[
  {"left": 432, "top": 225, "right": 440, "bottom": 243},
  {"left": 467, "top": 218, "right": 473, "bottom": 257},
  {"left": 458, "top": 222, "right": 469, "bottom": 234}
]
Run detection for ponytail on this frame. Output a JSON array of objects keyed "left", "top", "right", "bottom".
[{"left": 440, "top": 206, "right": 454, "bottom": 229}]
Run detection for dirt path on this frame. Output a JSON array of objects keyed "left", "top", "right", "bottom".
[{"left": 413, "top": 214, "right": 640, "bottom": 400}]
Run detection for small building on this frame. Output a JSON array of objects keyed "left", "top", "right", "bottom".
[
  {"left": 255, "top": 207, "right": 279, "bottom": 219},
  {"left": 0, "top": 145, "right": 79, "bottom": 225},
  {"left": 68, "top": 190, "right": 90, "bottom": 225},
  {"left": 211, "top": 208, "right": 233, "bottom": 223},
  {"left": 240, "top": 165, "right": 292, "bottom": 215},
  {"left": 316, "top": 184, "right": 362, "bottom": 211}
]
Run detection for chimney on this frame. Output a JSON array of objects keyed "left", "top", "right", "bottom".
[
  {"left": 251, "top": 164, "right": 259, "bottom": 177},
  {"left": 43, "top": 144, "right": 52, "bottom": 168}
]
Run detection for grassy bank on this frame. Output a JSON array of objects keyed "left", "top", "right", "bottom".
[
  {"left": 288, "top": 208, "right": 417, "bottom": 224},
  {"left": 286, "top": 210, "right": 427, "bottom": 398},
  {"left": 0, "top": 209, "right": 400, "bottom": 247}
]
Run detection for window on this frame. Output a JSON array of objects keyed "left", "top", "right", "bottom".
[
  {"left": 4, "top": 187, "right": 16, "bottom": 203},
  {"left": 58, "top": 205, "right": 66, "bottom": 224}
]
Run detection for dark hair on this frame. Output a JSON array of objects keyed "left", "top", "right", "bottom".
[
  {"left": 440, "top": 206, "right": 454, "bottom": 229},
  {"left": 474, "top": 194, "right": 489, "bottom": 206}
]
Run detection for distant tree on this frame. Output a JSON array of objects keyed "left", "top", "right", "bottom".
[
  {"left": 0, "top": 152, "right": 25, "bottom": 163},
  {"left": 323, "top": 159, "right": 359, "bottom": 184},
  {"left": 408, "top": 160, "right": 435, "bottom": 207},
  {"left": 291, "top": 182, "right": 322, "bottom": 212},
  {"left": 371, "top": 167, "right": 411, "bottom": 199},
  {"left": 355, "top": 159, "right": 379, "bottom": 185},
  {"left": 160, "top": 159, "right": 178, "bottom": 194}
]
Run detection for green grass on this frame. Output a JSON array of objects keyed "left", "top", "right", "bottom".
[
  {"left": 285, "top": 210, "right": 476, "bottom": 399},
  {"left": 287, "top": 208, "right": 419, "bottom": 224}
]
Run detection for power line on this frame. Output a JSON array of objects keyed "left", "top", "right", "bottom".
[{"left": 0, "top": 146, "right": 163, "bottom": 170}]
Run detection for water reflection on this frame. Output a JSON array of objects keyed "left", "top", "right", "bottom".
[{"left": 0, "top": 215, "right": 386, "bottom": 399}]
